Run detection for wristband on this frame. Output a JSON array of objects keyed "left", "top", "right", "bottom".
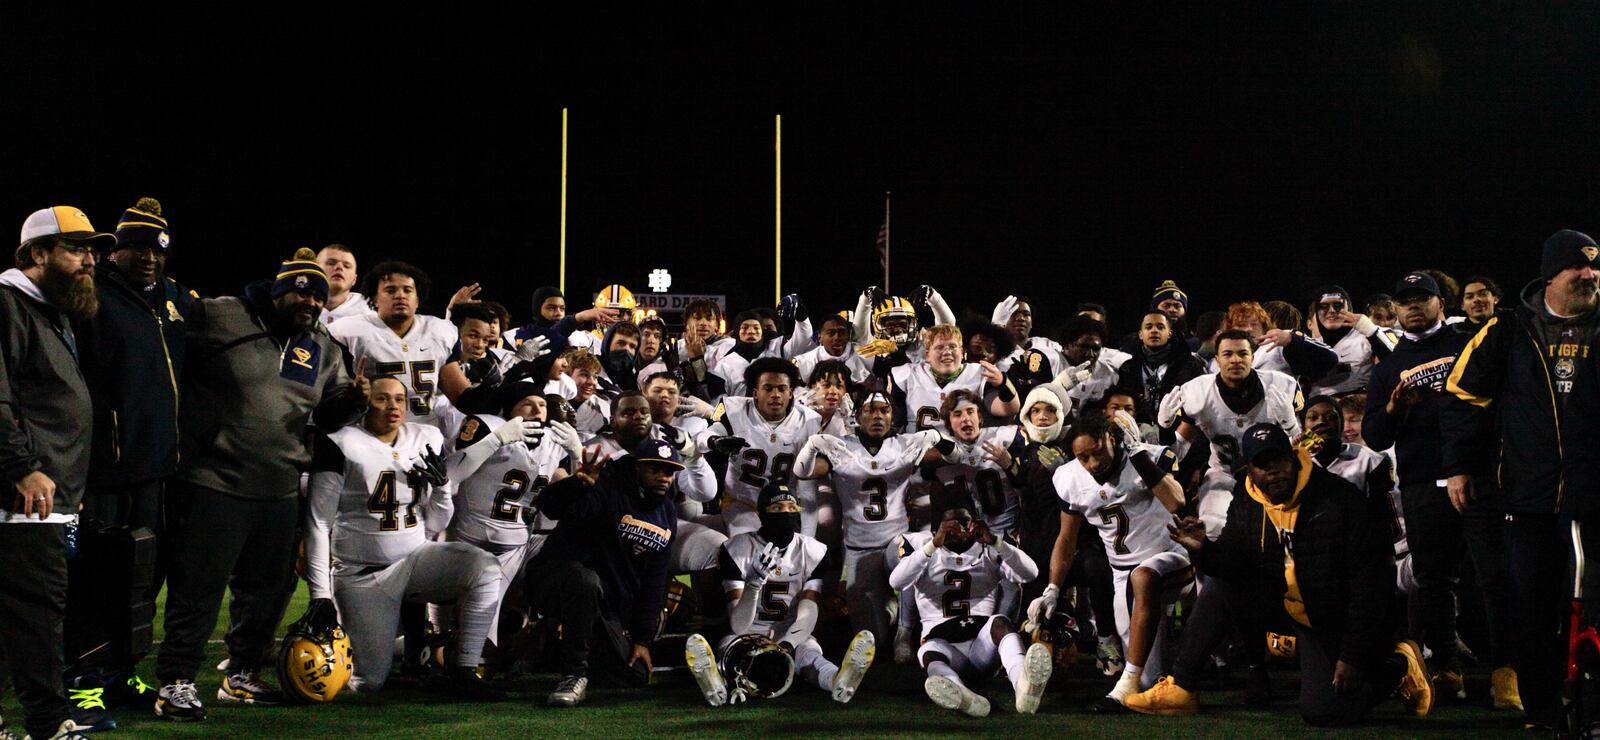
[
  {"left": 1130, "top": 449, "right": 1168, "bottom": 489},
  {"left": 934, "top": 438, "right": 957, "bottom": 456},
  {"left": 994, "top": 379, "right": 1015, "bottom": 401}
]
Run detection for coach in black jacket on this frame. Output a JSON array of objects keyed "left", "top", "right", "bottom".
[
  {"left": 1441, "top": 229, "right": 1600, "bottom": 728},
  {"left": 525, "top": 438, "right": 680, "bottom": 708},
  {"left": 1157, "top": 424, "right": 1428, "bottom": 726}
]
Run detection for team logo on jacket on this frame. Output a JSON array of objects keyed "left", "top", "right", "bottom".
[
  {"left": 167, "top": 300, "right": 182, "bottom": 322},
  {"left": 291, "top": 347, "right": 315, "bottom": 369}
]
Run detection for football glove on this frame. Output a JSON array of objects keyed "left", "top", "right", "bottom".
[
  {"left": 1027, "top": 583, "right": 1060, "bottom": 623},
  {"left": 747, "top": 542, "right": 781, "bottom": 589},
  {"left": 522, "top": 419, "right": 546, "bottom": 446},
  {"left": 515, "top": 335, "right": 551, "bottom": 363},
  {"left": 409, "top": 446, "right": 449, "bottom": 489},
  {"left": 676, "top": 395, "right": 716, "bottom": 419},
  {"left": 1156, "top": 388, "right": 1186, "bottom": 429},
  {"left": 547, "top": 421, "right": 584, "bottom": 462},
  {"left": 709, "top": 435, "right": 749, "bottom": 456},
  {"left": 990, "top": 295, "right": 1020, "bottom": 327},
  {"left": 777, "top": 293, "right": 808, "bottom": 323},
  {"left": 464, "top": 355, "right": 503, "bottom": 386},
  {"left": 1111, "top": 410, "right": 1143, "bottom": 452},
  {"left": 492, "top": 416, "right": 528, "bottom": 445}
]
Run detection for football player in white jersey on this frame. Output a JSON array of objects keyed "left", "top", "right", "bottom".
[
  {"left": 565, "top": 349, "right": 611, "bottom": 436},
  {"left": 304, "top": 376, "right": 503, "bottom": 699},
  {"left": 684, "top": 484, "right": 876, "bottom": 706},
  {"left": 928, "top": 390, "right": 1028, "bottom": 537},
  {"left": 1301, "top": 395, "right": 1412, "bottom": 593},
  {"left": 1031, "top": 413, "right": 1191, "bottom": 712},
  {"left": 1304, "top": 286, "right": 1396, "bottom": 397},
  {"left": 991, "top": 295, "right": 1066, "bottom": 375},
  {"left": 794, "top": 314, "right": 873, "bottom": 387},
  {"left": 889, "top": 494, "right": 1052, "bottom": 717},
  {"left": 438, "top": 303, "right": 551, "bottom": 415},
  {"left": 697, "top": 358, "right": 823, "bottom": 536},
  {"left": 1055, "top": 315, "right": 1129, "bottom": 413},
  {"left": 1214, "top": 301, "right": 1339, "bottom": 381},
  {"left": 316, "top": 243, "right": 374, "bottom": 325},
  {"left": 1157, "top": 328, "right": 1303, "bottom": 538},
  {"left": 852, "top": 285, "right": 957, "bottom": 369},
  {"left": 328, "top": 261, "right": 459, "bottom": 431},
  {"left": 888, "top": 324, "right": 1019, "bottom": 433},
  {"left": 793, "top": 392, "right": 944, "bottom": 644},
  {"left": 795, "top": 359, "right": 855, "bottom": 438}
]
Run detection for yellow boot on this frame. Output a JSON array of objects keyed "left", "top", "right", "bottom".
[
  {"left": 1395, "top": 641, "right": 1434, "bottom": 717},
  {"left": 1491, "top": 666, "right": 1523, "bottom": 712},
  {"left": 1124, "top": 675, "right": 1199, "bottom": 716}
]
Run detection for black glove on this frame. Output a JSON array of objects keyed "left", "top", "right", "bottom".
[
  {"left": 408, "top": 446, "right": 449, "bottom": 489},
  {"left": 862, "top": 285, "right": 885, "bottom": 307},
  {"left": 778, "top": 293, "right": 808, "bottom": 322},
  {"left": 709, "top": 435, "right": 749, "bottom": 456},
  {"left": 464, "top": 355, "right": 502, "bottom": 386},
  {"left": 307, "top": 597, "right": 339, "bottom": 633},
  {"left": 913, "top": 284, "right": 936, "bottom": 308}
]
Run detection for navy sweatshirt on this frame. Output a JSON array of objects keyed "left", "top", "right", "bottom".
[{"left": 1362, "top": 323, "right": 1470, "bottom": 485}]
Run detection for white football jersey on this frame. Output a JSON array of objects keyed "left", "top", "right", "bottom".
[
  {"left": 896, "top": 531, "right": 1023, "bottom": 634},
  {"left": 794, "top": 345, "right": 874, "bottom": 386},
  {"left": 821, "top": 430, "right": 941, "bottom": 549},
  {"left": 1308, "top": 330, "right": 1383, "bottom": 397},
  {"left": 1170, "top": 370, "right": 1303, "bottom": 475},
  {"left": 699, "top": 397, "right": 822, "bottom": 516},
  {"left": 719, "top": 532, "right": 831, "bottom": 635},
  {"left": 329, "top": 314, "right": 458, "bottom": 422},
  {"left": 928, "top": 426, "right": 1027, "bottom": 536},
  {"left": 447, "top": 414, "right": 564, "bottom": 551},
  {"left": 1063, "top": 356, "right": 1126, "bottom": 409},
  {"left": 320, "top": 291, "right": 374, "bottom": 326},
  {"left": 573, "top": 394, "right": 611, "bottom": 435},
  {"left": 1322, "top": 443, "right": 1408, "bottom": 559},
  {"left": 1054, "top": 445, "right": 1187, "bottom": 569},
  {"left": 889, "top": 362, "right": 987, "bottom": 433},
  {"left": 314, "top": 422, "right": 452, "bottom": 570}
]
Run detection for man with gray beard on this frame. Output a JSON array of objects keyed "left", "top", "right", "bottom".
[{"left": 0, "top": 206, "right": 110, "bottom": 740}]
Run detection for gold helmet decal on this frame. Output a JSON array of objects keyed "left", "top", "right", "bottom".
[{"left": 872, "top": 296, "right": 918, "bottom": 345}]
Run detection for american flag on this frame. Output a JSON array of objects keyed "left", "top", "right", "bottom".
[{"left": 875, "top": 223, "right": 888, "bottom": 272}]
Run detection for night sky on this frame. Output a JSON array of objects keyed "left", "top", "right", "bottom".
[{"left": 6, "top": 5, "right": 1599, "bottom": 336}]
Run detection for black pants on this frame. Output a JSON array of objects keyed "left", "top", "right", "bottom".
[
  {"left": 523, "top": 559, "right": 648, "bottom": 686},
  {"left": 1401, "top": 480, "right": 1465, "bottom": 669},
  {"left": 156, "top": 483, "right": 299, "bottom": 683},
  {"left": 0, "top": 524, "right": 71, "bottom": 738},
  {"left": 1501, "top": 511, "right": 1600, "bottom": 727},
  {"left": 1458, "top": 505, "right": 1514, "bottom": 667},
  {"left": 1292, "top": 622, "right": 1406, "bottom": 727},
  {"left": 64, "top": 480, "right": 165, "bottom": 675},
  {"left": 1172, "top": 576, "right": 1281, "bottom": 690}
]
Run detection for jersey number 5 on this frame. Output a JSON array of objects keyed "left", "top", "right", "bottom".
[{"left": 375, "top": 360, "right": 438, "bottom": 416}]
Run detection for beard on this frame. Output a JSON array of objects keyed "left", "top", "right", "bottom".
[{"left": 40, "top": 262, "right": 97, "bottom": 321}]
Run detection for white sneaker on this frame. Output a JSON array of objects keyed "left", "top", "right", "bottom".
[
  {"left": 925, "top": 676, "right": 990, "bottom": 718},
  {"left": 894, "top": 626, "right": 917, "bottom": 665},
  {"left": 831, "top": 631, "right": 876, "bottom": 704},
  {"left": 1014, "top": 642, "right": 1053, "bottom": 714},
  {"left": 684, "top": 633, "right": 728, "bottom": 707}
]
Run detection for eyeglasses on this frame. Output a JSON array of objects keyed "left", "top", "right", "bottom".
[{"left": 1316, "top": 302, "right": 1346, "bottom": 313}]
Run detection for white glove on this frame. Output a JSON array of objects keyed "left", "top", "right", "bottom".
[
  {"left": 813, "top": 434, "right": 850, "bottom": 463},
  {"left": 747, "top": 542, "right": 781, "bottom": 589},
  {"left": 792, "top": 385, "right": 817, "bottom": 409},
  {"left": 547, "top": 420, "right": 584, "bottom": 461},
  {"left": 516, "top": 335, "right": 551, "bottom": 362},
  {"left": 1156, "top": 388, "right": 1186, "bottom": 428},
  {"left": 676, "top": 395, "right": 715, "bottom": 419},
  {"left": 1059, "top": 361, "right": 1093, "bottom": 390},
  {"left": 990, "top": 295, "right": 1019, "bottom": 327},
  {"left": 522, "top": 419, "right": 546, "bottom": 446},
  {"left": 1027, "top": 584, "right": 1060, "bottom": 623},
  {"left": 492, "top": 416, "right": 527, "bottom": 445},
  {"left": 1111, "top": 410, "right": 1143, "bottom": 452}
]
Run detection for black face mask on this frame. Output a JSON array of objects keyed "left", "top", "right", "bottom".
[
  {"left": 606, "top": 349, "right": 637, "bottom": 373},
  {"left": 944, "top": 537, "right": 975, "bottom": 554},
  {"left": 732, "top": 339, "right": 764, "bottom": 361},
  {"left": 758, "top": 510, "right": 801, "bottom": 547}
]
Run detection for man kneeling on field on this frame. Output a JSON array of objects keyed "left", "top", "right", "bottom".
[
  {"left": 305, "top": 376, "right": 504, "bottom": 699},
  {"left": 684, "top": 483, "right": 876, "bottom": 706},
  {"left": 1127, "top": 423, "right": 1432, "bottom": 727},
  {"left": 523, "top": 438, "right": 679, "bottom": 707}
]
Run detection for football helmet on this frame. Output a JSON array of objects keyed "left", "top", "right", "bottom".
[
  {"left": 872, "top": 296, "right": 918, "bottom": 345},
  {"left": 1024, "top": 611, "right": 1081, "bottom": 673},
  {"left": 720, "top": 634, "right": 794, "bottom": 701},
  {"left": 661, "top": 580, "right": 697, "bottom": 636},
  {"left": 277, "top": 599, "right": 353, "bottom": 703}
]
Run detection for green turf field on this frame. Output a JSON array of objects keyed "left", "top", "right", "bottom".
[{"left": 8, "top": 583, "right": 1530, "bottom": 738}]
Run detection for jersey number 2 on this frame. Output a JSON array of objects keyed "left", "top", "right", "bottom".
[{"left": 738, "top": 449, "right": 795, "bottom": 489}]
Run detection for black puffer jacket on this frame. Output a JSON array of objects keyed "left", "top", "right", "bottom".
[
  {"left": 1115, "top": 341, "right": 1208, "bottom": 426},
  {"left": 1442, "top": 281, "right": 1600, "bottom": 517},
  {"left": 1198, "top": 460, "right": 1395, "bottom": 671},
  {"left": 76, "top": 261, "right": 197, "bottom": 487}
]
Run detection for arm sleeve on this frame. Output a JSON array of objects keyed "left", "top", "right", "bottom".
[
  {"left": 995, "top": 539, "right": 1040, "bottom": 584},
  {"left": 0, "top": 306, "right": 42, "bottom": 485},
  {"left": 305, "top": 469, "right": 342, "bottom": 601},
  {"left": 1281, "top": 332, "right": 1340, "bottom": 382},
  {"left": 927, "top": 290, "right": 956, "bottom": 326},
  {"left": 888, "top": 539, "right": 932, "bottom": 590},
  {"left": 781, "top": 317, "right": 814, "bottom": 358},
  {"left": 674, "top": 454, "right": 718, "bottom": 503},
  {"left": 778, "top": 598, "right": 820, "bottom": 647},
  {"left": 852, "top": 292, "right": 874, "bottom": 348},
  {"left": 447, "top": 420, "right": 505, "bottom": 485},
  {"left": 1441, "top": 317, "right": 1508, "bottom": 478}
]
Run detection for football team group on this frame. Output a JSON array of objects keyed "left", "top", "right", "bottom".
[{"left": 2, "top": 197, "right": 1599, "bottom": 738}]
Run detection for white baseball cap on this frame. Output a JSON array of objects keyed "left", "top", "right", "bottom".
[{"left": 19, "top": 206, "right": 115, "bottom": 249}]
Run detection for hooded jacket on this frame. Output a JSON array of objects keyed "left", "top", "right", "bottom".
[
  {"left": 1116, "top": 337, "right": 1208, "bottom": 427},
  {"left": 76, "top": 260, "right": 197, "bottom": 487},
  {"left": 1200, "top": 454, "right": 1396, "bottom": 671},
  {"left": 0, "top": 268, "right": 92, "bottom": 514},
  {"left": 1016, "top": 384, "right": 1071, "bottom": 561},
  {"left": 177, "top": 281, "right": 364, "bottom": 500},
  {"left": 1442, "top": 279, "right": 1600, "bottom": 516}
]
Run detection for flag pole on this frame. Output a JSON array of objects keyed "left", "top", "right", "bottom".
[
  {"left": 883, "top": 191, "right": 891, "bottom": 294},
  {"left": 559, "top": 107, "right": 569, "bottom": 293},
  {"left": 775, "top": 114, "right": 782, "bottom": 303}
]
